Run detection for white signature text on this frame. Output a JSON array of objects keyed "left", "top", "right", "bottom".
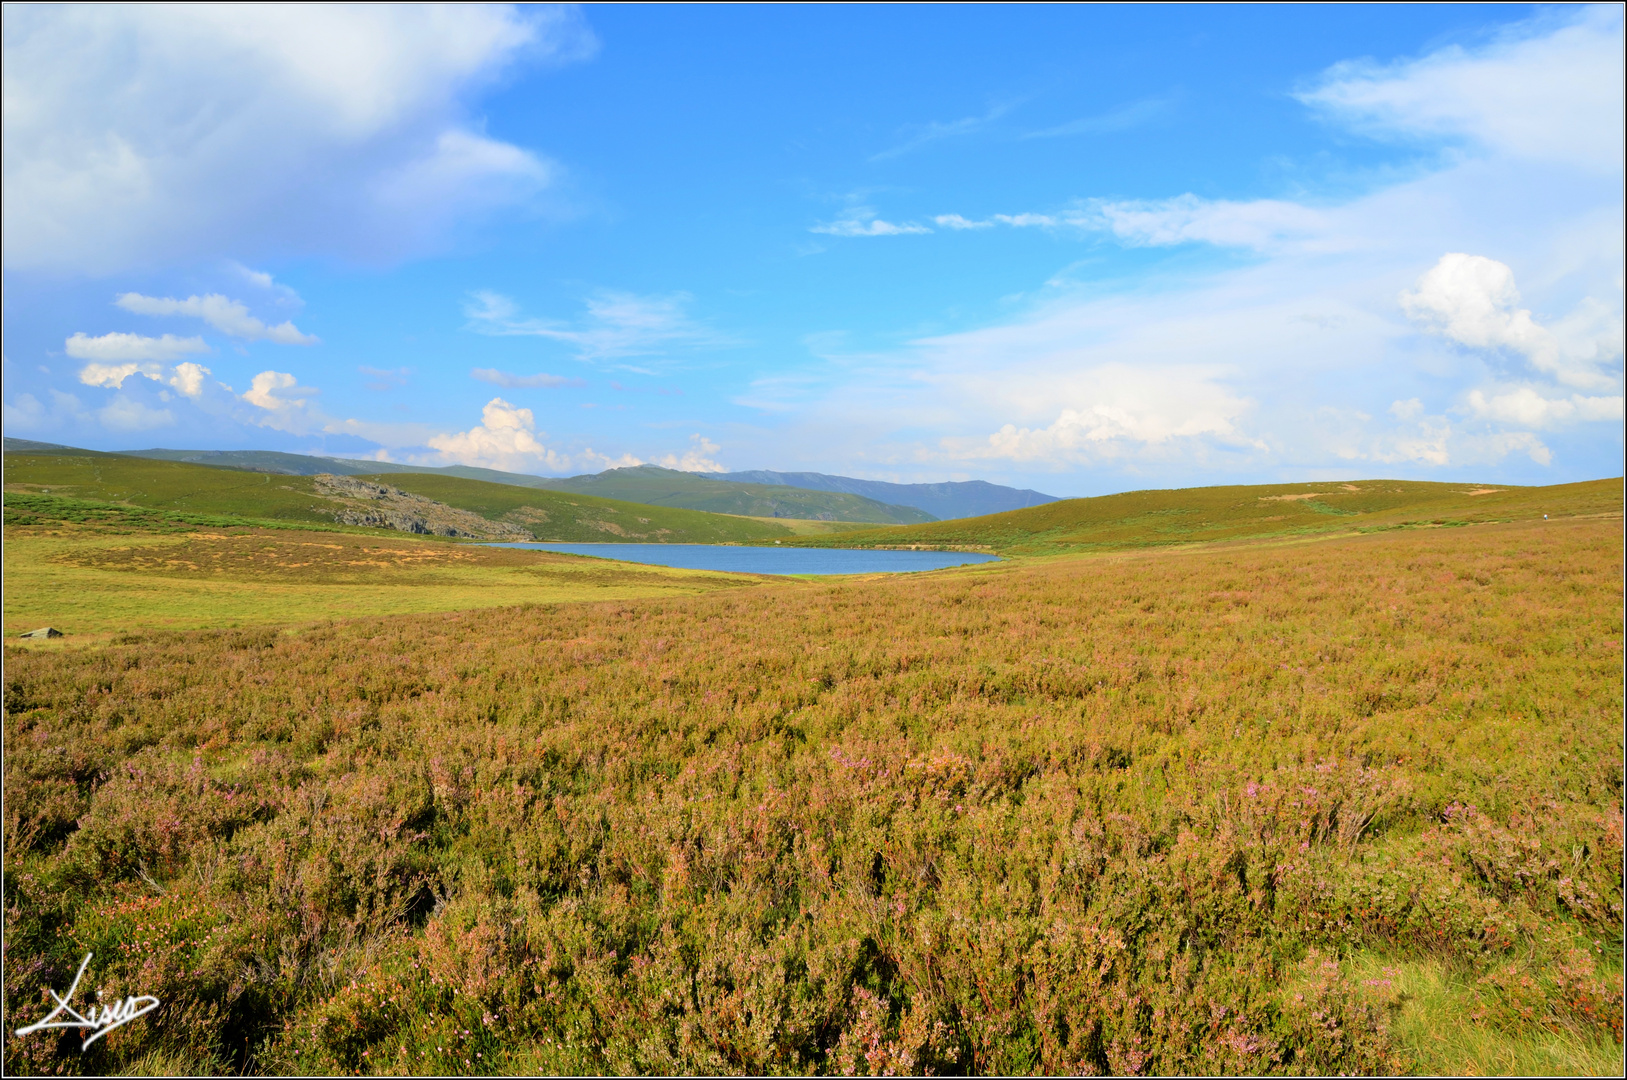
[{"left": 13, "top": 954, "right": 160, "bottom": 1051}]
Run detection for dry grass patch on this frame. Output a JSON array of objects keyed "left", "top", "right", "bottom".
[{"left": 4, "top": 525, "right": 767, "bottom": 638}]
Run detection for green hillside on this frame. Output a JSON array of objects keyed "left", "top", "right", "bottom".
[
  {"left": 361, "top": 471, "right": 797, "bottom": 542},
  {"left": 526, "top": 465, "right": 936, "bottom": 523},
  {"left": 2, "top": 453, "right": 796, "bottom": 543},
  {"left": 4, "top": 451, "right": 352, "bottom": 524},
  {"left": 778, "top": 477, "right": 1623, "bottom": 554},
  {"left": 2, "top": 441, "right": 939, "bottom": 523}
]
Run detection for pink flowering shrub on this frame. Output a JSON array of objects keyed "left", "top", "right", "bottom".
[{"left": 4, "top": 516, "right": 1620, "bottom": 1074}]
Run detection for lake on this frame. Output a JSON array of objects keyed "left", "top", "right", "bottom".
[{"left": 489, "top": 543, "right": 1001, "bottom": 576}]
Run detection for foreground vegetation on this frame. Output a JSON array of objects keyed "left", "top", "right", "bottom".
[
  {"left": 787, "top": 478, "right": 1622, "bottom": 555},
  {"left": 4, "top": 508, "right": 1620, "bottom": 1075},
  {"left": 1, "top": 497, "right": 762, "bottom": 639},
  {"left": 3, "top": 454, "right": 799, "bottom": 543}
]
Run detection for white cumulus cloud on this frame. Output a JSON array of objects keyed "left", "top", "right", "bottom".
[
  {"left": 425, "top": 397, "right": 570, "bottom": 473},
  {"left": 1401, "top": 253, "right": 1620, "bottom": 390},
  {"left": 1465, "top": 386, "right": 1624, "bottom": 428},
  {"left": 115, "top": 292, "right": 318, "bottom": 344},
  {"left": 656, "top": 435, "right": 726, "bottom": 473},
  {"left": 66, "top": 331, "right": 209, "bottom": 362},
  {"left": 77, "top": 355, "right": 217, "bottom": 400},
  {"left": 167, "top": 361, "right": 212, "bottom": 398},
  {"left": 3, "top": 4, "right": 595, "bottom": 272},
  {"left": 77, "top": 361, "right": 161, "bottom": 389},
  {"left": 240, "top": 370, "right": 322, "bottom": 433},
  {"left": 945, "top": 364, "right": 1258, "bottom": 465}
]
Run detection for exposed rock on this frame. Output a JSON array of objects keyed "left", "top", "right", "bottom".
[
  {"left": 311, "top": 475, "right": 534, "bottom": 540},
  {"left": 19, "top": 627, "right": 64, "bottom": 639}
]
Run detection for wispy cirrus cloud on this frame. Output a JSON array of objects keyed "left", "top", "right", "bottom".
[
  {"left": 810, "top": 207, "right": 932, "bottom": 237},
  {"left": 463, "top": 289, "right": 733, "bottom": 361},
  {"left": 471, "top": 367, "right": 584, "bottom": 389},
  {"left": 115, "top": 292, "right": 318, "bottom": 344},
  {"left": 360, "top": 366, "right": 411, "bottom": 391},
  {"left": 870, "top": 101, "right": 1019, "bottom": 161},
  {"left": 1295, "top": 4, "right": 1623, "bottom": 171},
  {"left": 228, "top": 261, "right": 304, "bottom": 306},
  {"left": 931, "top": 196, "right": 1330, "bottom": 252},
  {"left": 1021, "top": 92, "right": 1180, "bottom": 139}
]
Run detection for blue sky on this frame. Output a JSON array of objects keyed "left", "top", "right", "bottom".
[{"left": 3, "top": 4, "right": 1621, "bottom": 496}]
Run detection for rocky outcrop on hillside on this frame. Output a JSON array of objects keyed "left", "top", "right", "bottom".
[{"left": 312, "top": 475, "right": 533, "bottom": 540}]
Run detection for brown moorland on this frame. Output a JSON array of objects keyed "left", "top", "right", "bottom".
[{"left": 2, "top": 514, "right": 1622, "bottom": 1075}]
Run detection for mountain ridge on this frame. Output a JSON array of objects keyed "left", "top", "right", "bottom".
[
  {"left": 721, "top": 469, "right": 1060, "bottom": 520},
  {"left": 4, "top": 440, "right": 1058, "bottom": 523}
]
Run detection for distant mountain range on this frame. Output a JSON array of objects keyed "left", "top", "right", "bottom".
[
  {"left": 721, "top": 470, "right": 1059, "bottom": 521},
  {"left": 3, "top": 439, "right": 1060, "bottom": 522},
  {"left": 514, "top": 465, "right": 933, "bottom": 524}
]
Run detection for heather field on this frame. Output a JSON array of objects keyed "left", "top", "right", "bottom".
[{"left": 4, "top": 508, "right": 1622, "bottom": 1076}]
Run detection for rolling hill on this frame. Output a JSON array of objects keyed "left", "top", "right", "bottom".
[
  {"left": 515, "top": 465, "right": 934, "bottom": 523},
  {"left": 1, "top": 452, "right": 798, "bottom": 544},
  {"left": 777, "top": 477, "right": 1623, "bottom": 554},
  {"left": 13, "top": 441, "right": 1062, "bottom": 524}
]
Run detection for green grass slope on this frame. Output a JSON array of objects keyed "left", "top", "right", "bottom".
[
  {"left": 2, "top": 453, "right": 797, "bottom": 543},
  {"left": 779, "top": 477, "right": 1623, "bottom": 554},
  {"left": 525, "top": 465, "right": 936, "bottom": 523},
  {"left": 4, "top": 452, "right": 350, "bottom": 524},
  {"left": 5, "top": 441, "right": 938, "bottom": 523},
  {"left": 363, "top": 472, "right": 796, "bottom": 542}
]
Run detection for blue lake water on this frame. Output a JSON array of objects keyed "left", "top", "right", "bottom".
[{"left": 489, "top": 543, "right": 1000, "bottom": 576}]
